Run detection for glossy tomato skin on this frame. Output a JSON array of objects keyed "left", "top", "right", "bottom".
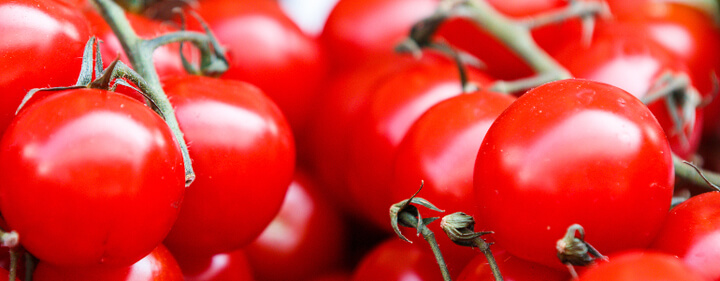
[
  {"left": 161, "top": 76, "right": 295, "bottom": 258},
  {"left": 577, "top": 251, "right": 706, "bottom": 281},
  {"left": 195, "top": 0, "right": 327, "bottom": 136},
  {"left": 351, "top": 238, "right": 443, "bottom": 281},
  {"left": 651, "top": 191, "right": 720, "bottom": 280},
  {"left": 0, "top": 89, "right": 185, "bottom": 267},
  {"left": 176, "top": 249, "right": 255, "bottom": 281},
  {"left": 0, "top": 0, "right": 91, "bottom": 135},
  {"left": 390, "top": 91, "right": 515, "bottom": 273},
  {"left": 457, "top": 251, "right": 570, "bottom": 281},
  {"left": 554, "top": 28, "right": 703, "bottom": 159},
  {"left": 33, "top": 244, "right": 184, "bottom": 281},
  {"left": 244, "top": 171, "right": 345, "bottom": 281},
  {"left": 474, "top": 79, "right": 674, "bottom": 268},
  {"left": 84, "top": 9, "right": 187, "bottom": 79},
  {"left": 320, "top": 0, "right": 436, "bottom": 70},
  {"left": 346, "top": 53, "right": 493, "bottom": 230}
]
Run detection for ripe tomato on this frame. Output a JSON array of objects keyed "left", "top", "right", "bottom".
[
  {"left": 474, "top": 79, "right": 674, "bottom": 268},
  {"left": 161, "top": 76, "right": 295, "bottom": 258},
  {"left": 554, "top": 28, "right": 703, "bottom": 159},
  {"left": 33, "top": 244, "right": 184, "bottom": 281},
  {"left": 244, "top": 171, "right": 346, "bottom": 281},
  {"left": 351, "top": 238, "right": 443, "bottom": 281},
  {"left": 576, "top": 251, "right": 706, "bottom": 281},
  {"left": 651, "top": 191, "right": 720, "bottom": 280},
  {"left": 0, "top": 0, "right": 91, "bottom": 135},
  {"left": 175, "top": 249, "right": 255, "bottom": 281},
  {"left": 0, "top": 89, "right": 185, "bottom": 267},
  {"left": 84, "top": 9, "right": 188, "bottom": 79},
  {"left": 457, "top": 250, "right": 570, "bottom": 281},
  {"left": 195, "top": 0, "right": 328, "bottom": 135},
  {"left": 320, "top": 0, "right": 436, "bottom": 70},
  {"left": 346, "top": 53, "right": 493, "bottom": 229},
  {"left": 390, "top": 90, "right": 515, "bottom": 273}
]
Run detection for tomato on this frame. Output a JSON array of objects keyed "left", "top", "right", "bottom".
[
  {"left": 390, "top": 90, "right": 515, "bottom": 273},
  {"left": 161, "top": 75, "right": 295, "bottom": 258},
  {"left": 244, "top": 171, "right": 346, "bottom": 281},
  {"left": 346, "top": 53, "right": 493, "bottom": 230},
  {"left": 576, "top": 251, "right": 706, "bottom": 281},
  {"left": 195, "top": 0, "right": 327, "bottom": 135},
  {"left": 474, "top": 79, "right": 674, "bottom": 268},
  {"left": 457, "top": 250, "right": 570, "bottom": 281},
  {"left": 554, "top": 28, "right": 703, "bottom": 159},
  {"left": 303, "top": 53, "right": 417, "bottom": 211},
  {"left": 0, "top": 89, "right": 185, "bottom": 267},
  {"left": 175, "top": 249, "right": 255, "bottom": 281},
  {"left": 351, "top": 238, "right": 443, "bottom": 281},
  {"left": 0, "top": 0, "right": 91, "bottom": 135},
  {"left": 651, "top": 191, "right": 720, "bottom": 280},
  {"left": 84, "top": 9, "right": 188, "bottom": 79},
  {"left": 320, "top": 0, "right": 436, "bottom": 70},
  {"left": 33, "top": 244, "right": 184, "bottom": 281}
]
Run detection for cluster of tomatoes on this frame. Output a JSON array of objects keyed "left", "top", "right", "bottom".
[{"left": 1, "top": 0, "right": 720, "bottom": 280}]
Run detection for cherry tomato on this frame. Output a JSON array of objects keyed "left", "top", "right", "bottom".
[
  {"left": 351, "top": 238, "right": 443, "bottom": 281},
  {"left": 33, "top": 244, "right": 184, "bottom": 281},
  {"left": 175, "top": 249, "right": 255, "bottom": 281},
  {"left": 457, "top": 250, "right": 570, "bottom": 281},
  {"left": 195, "top": 0, "right": 327, "bottom": 135},
  {"left": 554, "top": 28, "right": 703, "bottom": 159},
  {"left": 577, "top": 251, "right": 706, "bottom": 281},
  {"left": 161, "top": 75, "right": 295, "bottom": 258},
  {"left": 320, "top": 0, "right": 436, "bottom": 70},
  {"left": 390, "top": 90, "right": 515, "bottom": 273},
  {"left": 0, "top": 89, "right": 185, "bottom": 267},
  {"left": 0, "top": 0, "right": 91, "bottom": 135},
  {"left": 84, "top": 9, "right": 188, "bottom": 79},
  {"left": 244, "top": 171, "right": 346, "bottom": 281},
  {"left": 346, "top": 53, "right": 493, "bottom": 229},
  {"left": 651, "top": 191, "right": 720, "bottom": 280},
  {"left": 474, "top": 79, "right": 674, "bottom": 268}
]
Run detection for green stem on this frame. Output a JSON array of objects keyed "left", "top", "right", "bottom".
[
  {"left": 471, "top": 236, "right": 503, "bottom": 281},
  {"left": 673, "top": 154, "right": 720, "bottom": 191},
  {"left": 8, "top": 249, "right": 16, "bottom": 281},
  {"left": 91, "top": 0, "right": 196, "bottom": 186},
  {"left": 398, "top": 212, "right": 452, "bottom": 281}
]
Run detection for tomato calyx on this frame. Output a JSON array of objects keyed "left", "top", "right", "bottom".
[
  {"left": 389, "top": 182, "right": 452, "bottom": 281},
  {"left": 556, "top": 224, "right": 607, "bottom": 278},
  {"left": 440, "top": 212, "right": 503, "bottom": 281}
]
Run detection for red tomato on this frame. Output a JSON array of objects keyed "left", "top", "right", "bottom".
[
  {"left": 84, "top": 9, "right": 188, "bottom": 79},
  {"left": 0, "top": 89, "right": 185, "bottom": 267},
  {"left": 457, "top": 251, "right": 570, "bottom": 281},
  {"left": 474, "top": 79, "right": 674, "bottom": 268},
  {"left": 577, "top": 251, "right": 706, "bottom": 281},
  {"left": 175, "top": 249, "right": 255, "bottom": 281},
  {"left": 651, "top": 191, "right": 720, "bottom": 280},
  {"left": 195, "top": 0, "right": 327, "bottom": 135},
  {"left": 320, "top": 0, "right": 436, "bottom": 70},
  {"left": 0, "top": 0, "right": 91, "bottom": 135},
  {"left": 161, "top": 76, "right": 295, "bottom": 258},
  {"left": 390, "top": 90, "right": 515, "bottom": 273},
  {"left": 346, "top": 54, "right": 493, "bottom": 230},
  {"left": 33, "top": 244, "right": 184, "bottom": 281},
  {"left": 351, "top": 238, "right": 443, "bottom": 281},
  {"left": 244, "top": 171, "right": 346, "bottom": 281},
  {"left": 303, "top": 53, "right": 417, "bottom": 212},
  {"left": 554, "top": 28, "right": 703, "bottom": 159}
]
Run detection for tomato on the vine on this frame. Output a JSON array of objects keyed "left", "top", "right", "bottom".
[
  {"left": 576, "top": 251, "right": 706, "bottom": 281},
  {"left": 175, "top": 249, "right": 255, "bottom": 281},
  {"left": 351, "top": 238, "right": 443, "bottom": 281},
  {"left": 474, "top": 79, "right": 674, "bottom": 268},
  {"left": 161, "top": 75, "right": 295, "bottom": 259},
  {"left": 457, "top": 250, "right": 570, "bottom": 281},
  {"left": 0, "top": 89, "right": 185, "bottom": 267},
  {"left": 0, "top": 0, "right": 91, "bottom": 134}
]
